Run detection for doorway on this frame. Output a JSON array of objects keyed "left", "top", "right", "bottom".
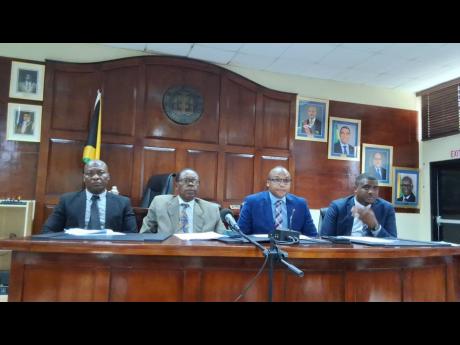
[{"left": 430, "top": 158, "right": 460, "bottom": 243}]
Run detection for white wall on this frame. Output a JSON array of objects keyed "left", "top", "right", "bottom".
[
  {"left": 0, "top": 43, "right": 427, "bottom": 238},
  {"left": 417, "top": 133, "right": 460, "bottom": 240}
]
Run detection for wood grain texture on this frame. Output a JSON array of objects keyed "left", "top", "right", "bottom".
[{"left": 1, "top": 238, "right": 459, "bottom": 302}]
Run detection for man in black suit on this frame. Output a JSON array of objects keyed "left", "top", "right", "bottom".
[
  {"left": 367, "top": 152, "right": 387, "bottom": 181},
  {"left": 301, "top": 105, "right": 322, "bottom": 137},
  {"left": 41, "top": 160, "right": 137, "bottom": 233},
  {"left": 333, "top": 126, "right": 355, "bottom": 157},
  {"left": 15, "top": 112, "right": 34, "bottom": 135},
  {"left": 396, "top": 176, "right": 416, "bottom": 202}
]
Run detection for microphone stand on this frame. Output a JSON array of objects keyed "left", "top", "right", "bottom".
[{"left": 228, "top": 224, "right": 304, "bottom": 302}]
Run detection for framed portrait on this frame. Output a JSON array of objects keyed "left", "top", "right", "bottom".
[
  {"left": 295, "top": 96, "right": 329, "bottom": 142},
  {"left": 393, "top": 167, "right": 420, "bottom": 208},
  {"left": 327, "top": 117, "right": 361, "bottom": 161},
  {"left": 361, "top": 143, "right": 393, "bottom": 187},
  {"left": 6, "top": 103, "right": 42, "bottom": 142},
  {"left": 9, "top": 61, "right": 45, "bottom": 101}
]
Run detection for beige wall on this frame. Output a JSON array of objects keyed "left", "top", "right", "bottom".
[{"left": 3, "top": 43, "right": 447, "bottom": 240}]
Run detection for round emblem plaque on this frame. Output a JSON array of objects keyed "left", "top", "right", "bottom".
[{"left": 162, "top": 86, "right": 204, "bottom": 125}]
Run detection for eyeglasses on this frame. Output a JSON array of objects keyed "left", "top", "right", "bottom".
[
  {"left": 400, "top": 184, "right": 412, "bottom": 187},
  {"left": 268, "top": 178, "right": 292, "bottom": 184},
  {"left": 178, "top": 178, "right": 200, "bottom": 185}
]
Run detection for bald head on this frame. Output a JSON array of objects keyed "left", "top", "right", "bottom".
[
  {"left": 267, "top": 166, "right": 291, "bottom": 198},
  {"left": 84, "top": 160, "right": 110, "bottom": 194}
]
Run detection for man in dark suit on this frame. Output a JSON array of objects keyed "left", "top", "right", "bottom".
[
  {"left": 321, "top": 173, "right": 397, "bottom": 238},
  {"left": 333, "top": 126, "right": 355, "bottom": 157},
  {"left": 397, "top": 176, "right": 416, "bottom": 202},
  {"left": 367, "top": 152, "right": 387, "bottom": 181},
  {"left": 301, "top": 105, "right": 322, "bottom": 137},
  {"left": 237, "top": 166, "right": 317, "bottom": 236},
  {"left": 41, "top": 160, "right": 137, "bottom": 233},
  {"left": 15, "top": 112, "right": 34, "bottom": 135}
]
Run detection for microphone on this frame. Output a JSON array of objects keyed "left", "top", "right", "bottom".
[
  {"left": 289, "top": 208, "right": 296, "bottom": 230},
  {"left": 220, "top": 208, "right": 240, "bottom": 231}
]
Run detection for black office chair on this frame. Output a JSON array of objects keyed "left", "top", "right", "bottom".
[
  {"left": 317, "top": 207, "right": 329, "bottom": 236},
  {"left": 140, "top": 173, "right": 176, "bottom": 208}
]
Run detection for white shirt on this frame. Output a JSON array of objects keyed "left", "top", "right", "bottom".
[
  {"left": 351, "top": 197, "right": 381, "bottom": 237},
  {"left": 177, "top": 196, "right": 195, "bottom": 232}
]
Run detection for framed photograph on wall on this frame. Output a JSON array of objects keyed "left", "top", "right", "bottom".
[
  {"left": 9, "top": 61, "right": 45, "bottom": 101},
  {"left": 393, "top": 167, "right": 420, "bottom": 208},
  {"left": 295, "top": 96, "right": 329, "bottom": 142},
  {"left": 327, "top": 117, "right": 361, "bottom": 161},
  {"left": 361, "top": 143, "right": 393, "bottom": 187},
  {"left": 6, "top": 103, "right": 42, "bottom": 142}
]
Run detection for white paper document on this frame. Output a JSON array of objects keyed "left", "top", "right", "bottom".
[
  {"left": 174, "top": 232, "right": 223, "bottom": 240},
  {"left": 64, "top": 228, "right": 125, "bottom": 236},
  {"left": 339, "top": 236, "right": 395, "bottom": 244}
]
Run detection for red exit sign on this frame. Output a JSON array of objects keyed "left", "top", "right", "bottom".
[{"left": 451, "top": 149, "right": 460, "bottom": 158}]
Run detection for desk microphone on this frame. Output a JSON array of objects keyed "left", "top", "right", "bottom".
[
  {"left": 289, "top": 209, "right": 295, "bottom": 230},
  {"left": 220, "top": 208, "right": 240, "bottom": 231}
]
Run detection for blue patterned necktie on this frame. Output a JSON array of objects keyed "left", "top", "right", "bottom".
[
  {"left": 274, "top": 200, "right": 283, "bottom": 229},
  {"left": 87, "top": 194, "right": 101, "bottom": 230},
  {"left": 179, "top": 203, "right": 190, "bottom": 233}
]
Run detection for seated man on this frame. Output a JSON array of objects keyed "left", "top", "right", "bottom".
[
  {"left": 237, "top": 166, "right": 317, "bottom": 236},
  {"left": 42, "top": 160, "right": 137, "bottom": 233},
  {"left": 321, "top": 173, "right": 397, "bottom": 238},
  {"left": 140, "top": 168, "right": 226, "bottom": 234}
]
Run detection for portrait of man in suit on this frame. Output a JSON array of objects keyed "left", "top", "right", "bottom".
[
  {"left": 333, "top": 126, "right": 355, "bottom": 157},
  {"left": 295, "top": 97, "right": 328, "bottom": 142},
  {"left": 14, "top": 111, "right": 34, "bottom": 135},
  {"left": 301, "top": 105, "right": 322, "bottom": 137},
  {"left": 362, "top": 144, "right": 393, "bottom": 186},
  {"left": 17, "top": 70, "right": 38, "bottom": 94},
  {"left": 397, "top": 176, "right": 416, "bottom": 202},
  {"left": 367, "top": 152, "right": 387, "bottom": 181}
]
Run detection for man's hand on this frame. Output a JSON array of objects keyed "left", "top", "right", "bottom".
[{"left": 351, "top": 205, "right": 379, "bottom": 229}]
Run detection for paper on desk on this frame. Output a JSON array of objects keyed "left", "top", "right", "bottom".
[
  {"left": 174, "top": 232, "right": 223, "bottom": 240},
  {"left": 340, "top": 236, "right": 395, "bottom": 243},
  {"left": 64, "top": 228, "right": 125, "bottom": 236}
]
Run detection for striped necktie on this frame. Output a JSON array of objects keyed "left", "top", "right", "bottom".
[
  {"left": 274, "top": 200, "right": 283, "bottom": 229},
  {"left": 179, "top": 203, "right": 190, "bottom": 233}
]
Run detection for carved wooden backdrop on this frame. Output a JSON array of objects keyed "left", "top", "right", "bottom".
[{"left": 0, "top": 56, "right": 418, "bottom": 233}]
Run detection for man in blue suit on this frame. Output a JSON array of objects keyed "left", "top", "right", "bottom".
[
  {"left": 321, "top": 173, "right": 397, "bottom": 238},
  {"left": 237, "top": 166, "right": 317, "bottom": 236}
]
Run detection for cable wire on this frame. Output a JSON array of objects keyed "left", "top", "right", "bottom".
[{"left": 234, "top": 253, "right": 269, "bottom": 302}]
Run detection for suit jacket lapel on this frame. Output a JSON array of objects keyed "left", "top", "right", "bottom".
[
  {"left": 167, "top": 196, "right": 180, "bottom": 229},
  {"left": 344, "top": 197, "right": 355, "bottom": 235},
  {"left": 193, "top": 199, "right": 204, "bottom": 231},
  {"left": 286, "top": 194, "right": 294, "bottom": 229},
  {"left": 78, "top": 190, "right": 87, "bottom": 228},
  {"left": 263, "top": 191, "right": 275, "bottom": 230}
]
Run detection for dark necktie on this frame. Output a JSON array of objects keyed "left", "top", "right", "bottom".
[
  {"left": 87, "top": 194, "right": 102, "bottom": 230},
  {"left": 342, "top": 145, "right": 348, "bottom": 155}
]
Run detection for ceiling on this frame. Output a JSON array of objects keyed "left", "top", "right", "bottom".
[{"left": 101, "top": 43, "right": 460, "bottom": 93}]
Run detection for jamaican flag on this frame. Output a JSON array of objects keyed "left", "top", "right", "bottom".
[{"left": 82, "top": 90, "right": 102, "bottom": 164}]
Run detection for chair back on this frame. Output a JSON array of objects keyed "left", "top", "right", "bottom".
[{"left": 140, "top": 173, "right": 176, "bottom": 208}]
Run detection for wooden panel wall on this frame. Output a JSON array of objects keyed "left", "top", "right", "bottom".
[
  {"left": 0, "top": 55, "right": 418, "bottom": 233},
  {"left": 0, "top": 57, "right": 41, "bottom": 201}
]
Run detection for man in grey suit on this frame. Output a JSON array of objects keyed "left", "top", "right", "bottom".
[{"left": 140, "top": 168, "right": 226, "bottom": 234}]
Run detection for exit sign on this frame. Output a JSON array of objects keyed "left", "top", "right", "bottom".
[{"left": 451, "top": 149, "right": 460, "bottom": 158}]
